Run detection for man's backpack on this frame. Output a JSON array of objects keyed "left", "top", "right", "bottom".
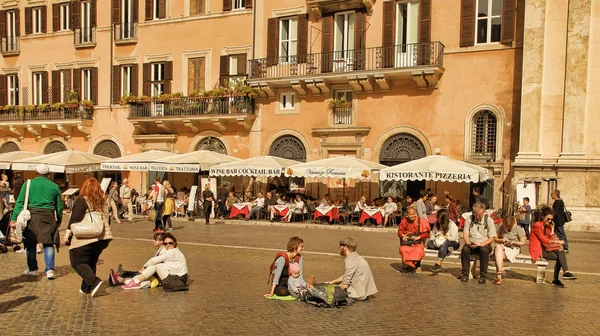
[{"left": 306, "top": 284, "right": 348, "bottom": 308}]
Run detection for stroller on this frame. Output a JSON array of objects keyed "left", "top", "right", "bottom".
[{"left": 0, "top": 210, "right": 14, "bottom": 249}]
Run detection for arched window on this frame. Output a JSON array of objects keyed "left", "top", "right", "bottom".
[
  {"left": 379, "top": 133, "right": 426, "bottom": 166},
  {"left": 93, "top": 140, "right": 122, "bottom": 158},
  {"left": 0, "top": 142, "right": 20, "bottom": 153},
  {"left": 196, "top": 137, "right": 227, "bottom": 154},
  {"left": 269, "top": 135, "right": 306, "bottom": 162},
  {"left": 471, "top": 110, "right": 497, "bottom": 162},
  {"left": 44, "top": 141, "right": 67, "bottom": 154}
]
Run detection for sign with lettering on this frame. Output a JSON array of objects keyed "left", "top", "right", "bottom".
[
  {"left": 209, "top": 167, "right": 284, "bottom": 177},
  {"left": 100, "top": 163, "right": 150, "bottom": 171},
  {"left": 149, "top": 163, "right": 200, "bottom": 173},
  {"left": 380, "top": 171, "right": 480, "bottom": 183}
]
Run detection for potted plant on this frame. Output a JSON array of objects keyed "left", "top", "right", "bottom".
[
  {"left": 51, "top": 102, "right": 66, "bottom": 111},
  {"left": 80, "top": 100, "right": 95, "bottom": 109},
  {"left": 66, "top": 91, "right": 79, "bottom": 107},
  {"left": 327, "top": 97, "right": 351, "bottom": 111}
]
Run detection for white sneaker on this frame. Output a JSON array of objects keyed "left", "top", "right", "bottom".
[
  {"left": 15, "top": 249, "right": 26, "bottom": 254},
  {"left": 23, "top": 270, "right": 38, "bottom": 276},
  {"left": 79, "top": 289, "right": 86, "bottom": 294},
  {"left": 46, "top": 270, "right": 56, "bottom": 279},
  {"left": 36, "top": 246, "right": 42, "bottom": 254}
]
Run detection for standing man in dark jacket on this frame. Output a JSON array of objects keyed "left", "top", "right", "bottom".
[
  {"left": 217, "top": 185, "right": 228, "bottom": 219},
  {"left": 552, "top": 190, "right": 569, "bottom": 252},
  {"left": 11, "top": 164, "right": 63, "bottom": 279},
  {"left": 202, "top": 184, "right": 214, "bottom": 226}
]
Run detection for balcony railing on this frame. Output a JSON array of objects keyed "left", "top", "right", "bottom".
[
  {"left": 333, "top": 106, "right": 353, "bottom": 125},
  {"left": 74, "top": 27, "right": 96, "bottom": 47},
  {"left": 114, "top": 22, "right": 138, "bottom": 42},
  {"left": 0, "top": 105, "right": 94, "bottom": 122},
  {"left": 128, "top": 96, "right": 255, "bottom": 118},
  {"left": 249, "top": 42, "right": 444, "bottom": 79},
  {"left": 1, "top": 36, "right": 20, "bottom": 55}
]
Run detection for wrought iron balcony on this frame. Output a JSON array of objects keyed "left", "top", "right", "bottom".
[
  {"left": 114, "top": 22, "right": 138, "bottom": 44},
  {"left": 74, "top": 27, "right": 96, "bottom": 48},
  {"left": 248, "top": 42, "right": 445, "bottom": 94},
  {"left": 0, "top": 105, "right": 93, "bottom": 122},
  {"left": 1, "top": 36, "right": 20, "bottom": 55},
  {"left": 333, "top": 106, "right": 353, "bottom": 125}
]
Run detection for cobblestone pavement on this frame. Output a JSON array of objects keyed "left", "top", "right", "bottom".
[{"left": 1, "top": 219, "right": 599, "bottom": 335}]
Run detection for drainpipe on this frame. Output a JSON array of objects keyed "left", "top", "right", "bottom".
[
  {"left": 109, "top": 3, "right": 114, "bottom": 112},
  {"left": 251, "top": 0, "right": 257, "bottom": 60}
]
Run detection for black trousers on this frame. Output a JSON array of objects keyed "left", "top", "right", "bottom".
[
  {"left": 518, "top": 223, "right": 530, "bottom": 239},
  {"left": 274, "top": 284, "right": 290, "bottom": 296},
  {"left": 204, "top": 202, "right": 212, "bottom": 224},
  {"left": 461, "top": 244, "right": 492, "bottom": 277},
  {"left": 69, "top": 240, "right": 110, "bottom": 293},
  {"left": 542, "top": 249, "right": 568, "bottom": 281}
]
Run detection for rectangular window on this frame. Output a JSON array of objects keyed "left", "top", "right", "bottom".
[
  {"left": 335, "top": 90, "right": 353, "bottom": 102},
  {"left": 60, "top": 70, "right": 69, "bottom": 103},
  {"left": 32, "top": 7, "right": 43, "bottom": 34},
  {"left": 60, "top": 3, "right": 70, "bottom": 30},
  {"left": 233, "top": 0, "right": 245, "bottom": 10},
  {"left": 280, "top": 93, "right": 295, "bottom": 110},
  {"left": 334, "top": 12, "right": 355, "bottom": 71},
  {"left": 395, "top": 1, "right": 419, "bottom": 65},
  {"left": 476, "top": 0, "right": 502, "bottom": 44},
  {"left": 279, "top": 17, "right": 298, "bottom": 63},
  {"left": 333, "top": 90, "right": 352, "bottom": 125},
  {"left": 151, "top": 63, "right": 165, "bottom": 97},
  {"left": 81, "top": 69, "right": 92, "bottom": 101},
  {"left": 121, "top": 0, "right": 134, "bottom": 38},
  {"left": 190, "top": 0, "right": 205, "bottom": 15},
  {"left": 153, "top": 0, "right": 160, "bottom": 19},
  {"left": 32, "top": 72, "right": 43, "bottom": 105},
  {"left": 187, "top": 57, "right": 205, "bottom": 94},
  {"left": 8, "top": 74, "right": 19, "bottom": 105},
  {"left": 81, "top": 1, "right": 92, "bottom": 42},
  {"left": 121, "top": 66, "right": 133, "bottom": 97},
  {"left": 229, "top": 56, "right": 238, "bottom": 76},
  {"left": 6, "top": 11, "right": 18, "bottom": 52}
]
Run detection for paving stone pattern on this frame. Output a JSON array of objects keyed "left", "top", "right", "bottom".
[{"left": 0, "top": 219, "right": 598, "bottom": 335}]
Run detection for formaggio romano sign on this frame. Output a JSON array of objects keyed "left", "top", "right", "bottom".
[{"left": 382, "top": 171, "right": 477, "bottom": 182}]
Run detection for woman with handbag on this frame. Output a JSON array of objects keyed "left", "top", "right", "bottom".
[
  {"left": 63, "top": 178, "right": 113, "bottom": 297},
  {"left": 530, "top": 206, "right": 576, "bottom": 288},
  {"left": 426, "top": 209, "right": 459, "bottom": 274},
  {"left": 161, "top": 181, "right": 175, "bottom": 232}
]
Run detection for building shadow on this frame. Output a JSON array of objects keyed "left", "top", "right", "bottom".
[{"left": 0, "top": 296, "right": 38, "bottom": 315}]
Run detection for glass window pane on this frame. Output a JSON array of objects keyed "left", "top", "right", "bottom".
[
  {"left": 290, "top": 18, "right": 297, "bottom": 40},
  {"left": 280, "top": 42, "right": 289, "bottom": 57},
  {"left": 476, "top": 18, "right": 488, "bottom": 44},
  {"left": 492, "top": 0, "right": 502, "bottom": 16},
  {"left": 281, "top": 20, "right": 289, "bottom": 40},
  {"left": 290, "top": 40, "right": 297, "bottom": 57},
  {"left": 491, "top": 17, "right": 501, "bottom": 42},
  {"left": 477, "top": 0, "right": 489, "bottom": 18}
]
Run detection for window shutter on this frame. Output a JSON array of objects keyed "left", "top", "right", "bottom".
[
  {"left": 91, "top": 67, "right": 98, "bottom": 104},
  {"left": 382, "top": 1, "right": 396, "bottom": 68},
  {"left": 72, "top": 69, "right": 81, "bottom": 100},
  {"left": 142, "top": 63, "right": 150, "bottom": 96},
  {"left": 501, "top": 0, "right": 516, "bottom": 44},
  {"left": 112, "top": 0, "right": 120, "bottom": 24},
  {"left": 25, "top": 7, "right": 32, "bottom": 35},
  {"left": 164, "top": 80, "right": 171, "bottom": 94},
  {"left": 41, "top": 71, "right": 48, "bottom": 103},
  {"left": 158, "top": 0, "right": 166, "bottom": 19},
  {"left": 223, "top": 0, "right": 232, "bottom": 12},
  {"left": 246, "top": 0, "right": 253, "bottom": 9},
  {"left": 297, "top": 14, "right": 308, "bottom": 63},
  {"left": 460, "top": 0, "right": 475, "bottom": 48},
  {"left": 354, "top": 10, "right": 367, "bottom": 70},
  {"left": 266, "top": 17, "right": 279, "bottom": 66},
  {"left": 131, "top": 64, "right": 139, "bottom": 96},
  {"left": 321, "top": 13, "right": 334, "bottom": 73},
  {"left": 112, "top": 65, "right": 121, "bottom": 104},
  {"left": 64, "top": 69, "right": 72, "bottom": 91},
  {"left": 237, "top": 54, "right": 247, "bottom": 76},
  {"left": 145, "top": 0, "right": 152, "bottom": 21},
  {"left": 41, "top": 6, "right": 47, "bottom": 33},
  {"left": 0, "top": 75, "right": 6, "bottom": 106},
  {"left": 0, "top": 11, "right": 6, "bottom": 38},
  {"left": 419, "top": 0, "right": 431, "bottom": 43},
  {"left": 14, "top": 9, "right": 20, "bottom": 36},
  {"left": 71, "top": 1, "right": 80, "bottom": 29},
  {"left": 164, "top": 61, "right": 173, "bottom": 80},
  {"left": 91, "top": 0, "right": 97, "bottom": 27},
  {"left": 51, "top": 70, "right": 60, "bottom": 103},
  {"left": 52, "top": 4, "right": 59, "bottom": 31},
  {"left": 133, "top": 0, "right": 139, "bottom": 22},
  {"left": 219, "top": 55, "right": 229, "bottom": 86}
]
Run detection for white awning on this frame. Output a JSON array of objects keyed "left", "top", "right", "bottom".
[
  {"left": 210, "top": 156, "right": 301, "bottom": 177},
  {"left": 379, "top": 155, "right": 492, "bottom": 183},
  {"left": 285, "top": 156, "right": 386, "bottom": 180}
]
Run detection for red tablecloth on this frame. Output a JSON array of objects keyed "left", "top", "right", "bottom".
[
  {"left": 313, "top": 206, "right": 339, "bottom": 222},
  {"left": 273, "top": 205, "right": 291, "bottom": 222},
  {"left": 229, "top": 203, "right": 250, "bottom": 219},
  {"left": 360, "top": 209, "right": 384, "bottom": 225}
]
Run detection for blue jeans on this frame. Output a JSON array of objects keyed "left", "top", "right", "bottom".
[
  {"left": 555, "top": 225, "right": 569, "bottom": 250},
  {"left": 154, "top": 202, "right": 164, "bottom": 229},
  {"left": 25, "top": 243, "right": 55, "bottom": 272}
]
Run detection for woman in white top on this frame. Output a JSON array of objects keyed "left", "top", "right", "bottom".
[
  {"left": 122, "top": 233, "right": 188, "bottom": 290},
  {"left": 426, "top": 209, "right": 459, "bottom": 273},
  {"left": 493, "top": 215, "right": 526, "bottom": 285},
  {"left": 382, "top": 196, "right": 398, "bottom": 227}
]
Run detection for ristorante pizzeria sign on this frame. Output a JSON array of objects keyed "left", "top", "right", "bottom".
[{"left": 381, "top": 171, "right": 478, "bottom": 182}]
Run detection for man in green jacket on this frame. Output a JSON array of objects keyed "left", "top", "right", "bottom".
[{"left": 12, "top": 163, "right": 63, "bottom": 279}]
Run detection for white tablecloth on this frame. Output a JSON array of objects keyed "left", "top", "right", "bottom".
[
  {"left": 233, "top": 203, "right": 253, "bottom": 211},
  {"left": 363, "top": 208, "right": 384, "bottom": 217}
]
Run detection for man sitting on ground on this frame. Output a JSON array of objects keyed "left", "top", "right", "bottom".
[
  {"left": 327, "top": 237, "right": 378, "bottom": 301},
  {"left": 460, "top": 202, "right": 496, "bottom": 284}
]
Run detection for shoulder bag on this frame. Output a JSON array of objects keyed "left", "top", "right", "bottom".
[
  {"left": 71, "top": 199, "right": 105, "bottom": 239},
  {"left": 12, "top": 180, "right": 31, "bottom": 244},
  {"left": 564, "top": 205, "right": 572, "bottom": 223}
]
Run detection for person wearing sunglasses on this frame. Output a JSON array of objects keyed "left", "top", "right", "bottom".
[
  {"left": 121, "top": 233, "right": 188, "bottom": 290},
  {"left": 108, "top": 232, "right": 167, "bottom": 286},
  {"left": 530, "top": 206, "right": 577, "bottom": 288}
]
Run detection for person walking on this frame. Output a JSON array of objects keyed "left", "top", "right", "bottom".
[
  {"left": 0, "top": 173, "right": 10, "bottom": 210},
  {"left": 202, "top": 184, "right": 214, "bottom": 226},
  {"left": 217, "top": 185, "right": 228, "bottom": 219},
  {"left": 109, "top": 182, "right": 122, "bottom": 224},
  {"left": 162, "top": 181, "right": 174, "bottom": 232},
  {"left": 11, "top": 164, "right": 63, "bottom": 279},
  {"left": 152, "top": 177, "right": 165, "bottom": 232},
  {"left": 551, "top": 190, "right": 569, "bottom": 252},
  {"left": 63, "top": 178, "right": 113, "bottom": 296},
  {"left": 518, "top": 197, "right": 532, "bottom": 239},
  {"left": 120, "top": 178, "right": 133, "bottom": 222}
]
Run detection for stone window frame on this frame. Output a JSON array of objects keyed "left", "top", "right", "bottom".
[{"left": 464, "top": 103, "right": 504, "bottom": 163}]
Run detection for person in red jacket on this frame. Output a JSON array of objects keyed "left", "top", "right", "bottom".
[
  {"left": 397, "top": 207, "right": 430, "bottom": 273},
  {"left": 530, "top": 206, "right": 577, "bottom": 288}
]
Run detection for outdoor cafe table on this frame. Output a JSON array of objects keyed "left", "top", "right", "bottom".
[
  {"left": 360, "top": 208, "right": 384, "bottom": 225},
  {"left": 273, "top": 204, "right": 294, "bottom": 222},
  {"left": 313, "top": 206, "right": 340, "bottom": 222},
  {"left": 229, "top": 202, "right": 253, "bottom": 219}
]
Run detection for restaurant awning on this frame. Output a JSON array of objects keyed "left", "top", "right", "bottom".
[
  {"left": 210, "top": 156, "right": 301, "bottom": 177},
  {"left": 379, "top": 155, "right": 492, "bottom": 183},
  {"left": 12, "top": 150, "right": 109, "bottom": 173},
  {"left": 285, "top": 156, "right": 386, "bottom": 180}
]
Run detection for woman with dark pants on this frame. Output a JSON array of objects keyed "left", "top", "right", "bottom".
[
  {"left": 530, "top": 206, "right": 576, "bottom": 288},
  {"left": 202, "top": 184, "right": 214, "bottom": 226},
  {"left": 64, "top": 178, "right": 113, "bottom": 297},
  {"left": 265, "top": 236, "right": 304, "bottom": 297},
  {"left": 426, "top": 209, "right": 459, "bottom": 273}
]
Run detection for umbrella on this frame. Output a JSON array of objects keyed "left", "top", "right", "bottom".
[
  {"left": 209, "top": 156, "right": 301, "bottom": 177},
  {"left": 153, "top": 150, "right": 240, "bottom": 173},
  {"left": 0, "top": 151, "right": 40, "bottom": 170},
  {"left": 100, "top": 150, "right": 176, "bottom": 171},
  {"left": 285, "top": 156, "right": 386, "bottom": 180},
  {"left": 12, "top": 150, "right": 109, "bottom": 173},
  {"left": 379, "top": 155, "right": 492, "bottom": 183}
]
